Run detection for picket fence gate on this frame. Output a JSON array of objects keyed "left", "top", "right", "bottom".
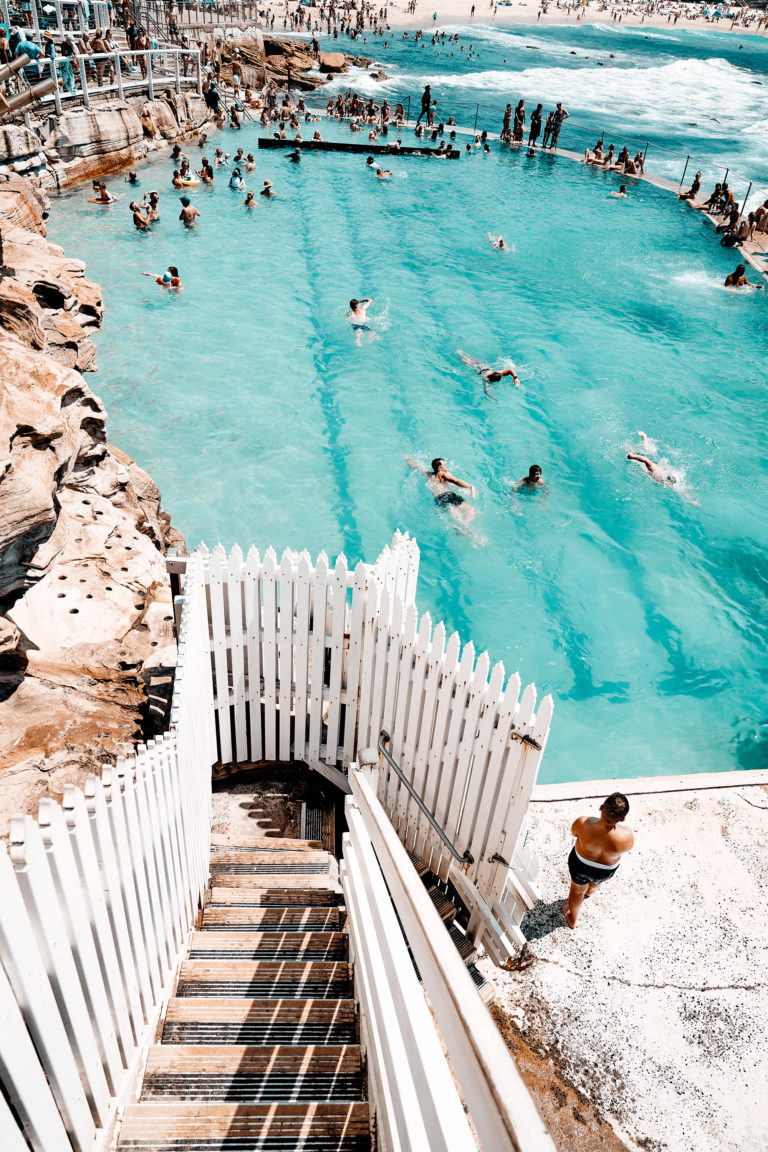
[
  {"left": 0, "top": 552, "right": 216, "bottom": 1152},
  {"left": 186, "top": 532, "right": 553, "bottom": 963}
]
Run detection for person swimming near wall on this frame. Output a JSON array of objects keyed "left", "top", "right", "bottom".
[
  {"left": 458, "top": 350, "right": 520, "bottom": 398},
  {"left": 375, "top": 166, "right": 392, "bottom": 179},
  {"left": 724, "top": 263, "right": 762, "bottom": 288},
  {"left": 405, "top": 455, "right": 478, "bottom": 532}
]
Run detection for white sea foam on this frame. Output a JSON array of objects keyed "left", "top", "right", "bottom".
[{"left": 337, "top": 56, "right": 768, "bottom": 140}]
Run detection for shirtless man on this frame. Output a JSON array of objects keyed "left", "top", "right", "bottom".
[
  {"left": 514, "top": 464, "right": 547, "bottom": 491},
  {"left": 178, "top": 197, "right": 200, "bottom": 227},
  {"left": 488, "top": 234, "right": 509, "bottom": 250},
  {"left": 406, "top": 456, "right": 477, "bottom": 529},
  {"left": 130, "top": 201, "right": 151, "bottom": 230},
  {"left": 375, "top": 166, "right": 392, "bottom": 179},
  {"left": 458, "top": 350, "right": 519, "bottom": 398},
  {"left": 563, "top": 792, "right": 633, "bottom": 928}
]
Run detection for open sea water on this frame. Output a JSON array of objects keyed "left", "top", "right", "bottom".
[{"left": 49, "top": 24, "right": 768, "bottom": 783}]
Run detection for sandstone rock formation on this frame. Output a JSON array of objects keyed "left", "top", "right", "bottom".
[
  {"left": 0, "top": 97, "right": 212, "bottom": 188},
  {"left": 0, "top": 185, "right": 183, "bottom": 838}
]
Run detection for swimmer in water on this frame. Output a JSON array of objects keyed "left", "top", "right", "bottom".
[
  {"left": 406, "top": 455, "right": 477, "bottom": 533},
  {"left": 126, "top": 170, "right": 139, "bottom": 185},
  {"left": 261, "top": 180, "right": 275, "bottom": 198},
  {"left": 348, "top": 297, "right": 374, "bottom": 345},
  {"left": 626, "top": 431, "right": 697, "bottom": 502},
  {"left": 611, "top": 185, "right": 627, "bottom": 198},
  {"left": 457, "top": 350, "right": 520, "bottom": 398},
  {"left": 130, "top": 201, "right": 151, "bottom": 231},
  {"left": 142, "top": 265, "right": 181, "bottom": 289},
  {"left": 724, "top": 263, "right": 763, "bottom": 289},
  {"left": 375, "top": 166, "right": 392, "bottom": 179},
  {"left": 514, "top": 464, "right": 548, "bottom": 492},
  {"left": 178, "top": 197, "right": 200, "bottom": 227},
  {"left": 243, "top": 190, "right": 256, "bottom": 208},
  {"left": 488, "top": 234, "right": 509, "bottom": 250}
]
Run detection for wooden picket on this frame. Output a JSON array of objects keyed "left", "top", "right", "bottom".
[{"left": 0, "top": 550, "right": 216, "bottom": 1152}]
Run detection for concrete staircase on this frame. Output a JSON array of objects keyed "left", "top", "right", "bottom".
[{"left": 118, "top": 834, "right": 370, "bottom": 1151}]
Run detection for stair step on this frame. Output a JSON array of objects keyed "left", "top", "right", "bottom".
[
  {"left": 189, "top": 932, "right": 347, "bottom": 962},
  {"left": 405, "top": 850, "right": 431, "bottom": 878},
  {"left": 427, "top": 885, "right": 457, "bottom": 925},
  {"left": 177, "top": 961, "right": 352, "bottom": 999},
  {"left": 448, "top": 924, "right": 476, "bottom": 963},
  {"left": 209, "top": 887, "right": 342, "bottom": 908},
  {"left": 118, "top": 1102, "right": 370, "bottom": 1150},
  {"left": 162, "top": 999, "right": 358, "bottom": 1046},
  {"left": 210, "top": 834, "right": 323, "bottom": 850},
  {"left": 211, "top": 873, "right": 337, "bottom": 888},
  {"left": 141, "top": 1045, "right": 363, "bottom": 1102},
  {"left": 467, "top": 962, "right": 496, "bottom": 1004},
  {"left": 211, "top": 850, "right": 329, "bottom": 870},
  {"left": 201, "top": 907, "right": 342, "bottom": 932}
]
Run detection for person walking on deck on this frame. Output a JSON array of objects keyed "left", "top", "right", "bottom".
[
  {"left": 416, "top": 84, "right": 432, "bottom": 126},
  {"left": 563, "top": 792, "right": 633, "bottom": 929}
]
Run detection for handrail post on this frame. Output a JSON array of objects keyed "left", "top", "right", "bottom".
[
  {"left": 739, "top": 181, "right": 752, "bottom": 218},
  {"left": 196, "top": 49, "right": 202, "bottom": 95},
  {"left": 79, "top": 55, "right": 90, "bottom": 108},
  {"left": 52, "top": 58, "right": 62, "bottom": 115},
  {"left": 115, "top": 51, "right": 123, "bottom": 99},
  {"left": 378, "top": 732, "right": 473, "bottom": 865},
  {"left": 677, "top": 154, "right": 689, "bottom": 192},
  {"left": 643, "top": 140, "right": 649, "bottom": 164},
  {"left": 174, "top": 49, "right": 180, "bottom": 94},
  {"left": 473, "top": 102, "right": 478, "bottom": 132},
  {"left": 147, "top": 49, "right": 154, "bottom": 99}
]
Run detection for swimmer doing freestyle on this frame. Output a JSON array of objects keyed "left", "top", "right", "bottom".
[
  {"left": 458, "top": 349, "right": 519, "bottom": 398},
  {"left": 626, "top": 431, "right": 697, "bottom": 503}
]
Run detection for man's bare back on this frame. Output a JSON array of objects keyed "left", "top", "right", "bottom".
[{"left": 563, "top": 792, "right": 634, "bottom": 929}]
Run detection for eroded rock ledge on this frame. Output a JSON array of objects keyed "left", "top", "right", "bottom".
[{"left": 0, "top": 177, "right": 184, "bottom": 838}]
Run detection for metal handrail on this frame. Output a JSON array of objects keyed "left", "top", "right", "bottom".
[{"left": 377, "top": 731, "right": 473, "bottom": 866}]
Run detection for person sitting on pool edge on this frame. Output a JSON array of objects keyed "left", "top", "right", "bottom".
[{"left": 563, "top": 792, "right": 634, "bottom": 929}]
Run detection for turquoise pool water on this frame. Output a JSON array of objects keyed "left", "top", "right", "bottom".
[{"left": 49, "top": 29, "right": 768, "bottom": 783}]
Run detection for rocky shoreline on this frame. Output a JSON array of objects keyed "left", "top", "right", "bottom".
[{"left": 0, "top": 176, "right": 184, "bottom": 838}]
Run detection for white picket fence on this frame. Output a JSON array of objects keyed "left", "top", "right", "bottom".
[
  {"left": 185, "top": 532, "right": 553, "bottom": 964},
  {"left": 0, "top": 552, "right": 215, "bottom": 1152},
  {"left": 344, "top": 764, "right": 557, "bottom": 1152}
]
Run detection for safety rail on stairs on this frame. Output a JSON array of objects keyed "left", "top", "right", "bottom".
[
  {"left": 171, "top": 533, "right": 553, "bottom": 964},
  {"left": 343, "top": 763, "right": 556, "bottom": 1152},
  {"left": 0, "top": 552, "right": 216, "bottom": 1152}
]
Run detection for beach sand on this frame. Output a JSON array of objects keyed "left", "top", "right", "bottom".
[{"left": 384, "top": 0, "right": 767, "bottom": 36}]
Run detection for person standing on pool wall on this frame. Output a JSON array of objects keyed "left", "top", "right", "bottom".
[{"left": 563, "top": 793, "right": 634, "bottom": 929}]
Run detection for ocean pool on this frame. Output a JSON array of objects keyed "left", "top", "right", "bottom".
[{"left": 49, "top": 28, "right": 768, "bottom": 784}]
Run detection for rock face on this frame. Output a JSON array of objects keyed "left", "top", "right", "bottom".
[
  {"left": 0, "top": 195, "right": 183, "bottom": 839},
  {"left": 0, "top": 97, "right": 213, "bottom": 189},
  {"left": 318, "top": 52, "right": 347, "bottom": 74}
]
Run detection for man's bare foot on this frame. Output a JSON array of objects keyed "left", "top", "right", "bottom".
[{"left": 562, "top": 901, "right": 576, "bottom": 929}]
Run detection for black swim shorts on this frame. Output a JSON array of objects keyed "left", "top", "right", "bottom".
[
  {"left": 567, "top": 847, "right": 618, "bottom": 886},
  {"left": 436, "top": 491, "right": 464, "bottom": 508}
]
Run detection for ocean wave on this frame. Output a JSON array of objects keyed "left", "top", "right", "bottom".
[{"left": 330, "top": 56, "right": 767, "bottom": 138}]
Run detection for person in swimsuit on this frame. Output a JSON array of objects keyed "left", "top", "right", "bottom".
[
  {"left": 488, "top": 234, "right": 509, "bottom": 250},
  {"left": 458, "top": 350, "right": 520, "bottom": 399},
  {"left": 563, "top": 792, "right": 634, "bottom": 929},
  {"left": 178, "top": 197, "right": 200, "bottom": 228},
  {"left": 348, "top": 299, "right": 374, "bottom": 345},
  {"left": 514, "top": 464, "right": 547, "bottom": 492},
  {"left": 626, "top": 432, "right": 698, "bottom": 503},
  {"left": 406, "top": 456, "right": 477, "bottom": 530},
  {"left": 724, "top": 263, "right": 762, "bottom": 289}
]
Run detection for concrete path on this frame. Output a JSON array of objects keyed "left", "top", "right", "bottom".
[{"left": 482, "top": 780, "right": 768, "bottom": 1152}]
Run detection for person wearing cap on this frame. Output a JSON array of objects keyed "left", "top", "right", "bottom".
[
  {"left": 142, "top": 265, "right": 181, "bottom": 289},
  {"left": 229, "top": 167, "right": 244, "bottom": 188},
  {"left": 260, "top": 180, "right": 274, "bottom": 198},
  {"left": 178, "top": 196, "right": 200, "bottom": 227}
]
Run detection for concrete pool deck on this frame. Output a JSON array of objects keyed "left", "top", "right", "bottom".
[{"left": 481, "top": 773, "right": 768, "bottom": 1152}]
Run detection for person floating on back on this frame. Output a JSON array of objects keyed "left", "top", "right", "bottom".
[{"left": 563, "top": 792, "right": 634, "bottom": 929}]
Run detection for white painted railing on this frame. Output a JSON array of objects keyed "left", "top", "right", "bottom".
[
  {"left": 0, "top": 551, "right": 215, "bottom": 1152},
  {"left": 186, "top": 534, "right": 552, "bottom": 963},
  {"left": 344, "top": 765, "right": 556, "bottom": 1152}
]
